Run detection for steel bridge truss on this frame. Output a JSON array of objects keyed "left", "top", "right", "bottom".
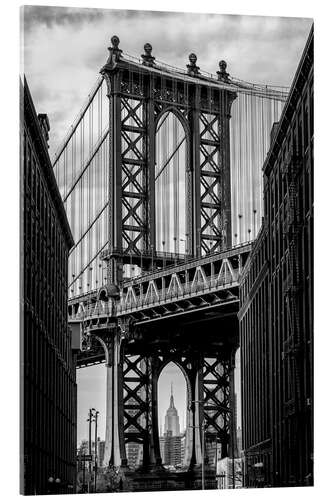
[
  {"left": 70, "top": 243, "right": 251, "bottom": 327},
  {"left": 78, "top": 325, "right": 236, "bottom": 473},
  {"left": 53, "top": 37, "right": 288, "bottom": 300},
  {"left": 94, "top": 38, "right": 236, "bottom": 283},
  {"left": 70, "top": 244, "right": 249, "bottom": 475}
]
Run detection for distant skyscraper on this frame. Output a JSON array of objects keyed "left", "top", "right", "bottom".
[
  {"left": 160, "top": 385, "right": 182, "bottom": 467},
  {"left": 97, "top": 439, "right": 105, "bottom": 468},
  {"left": 164, "top": 384, "right": 180, "bottom": 436}
]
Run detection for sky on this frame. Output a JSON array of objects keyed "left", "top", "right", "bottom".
[
  {"left": 22, "top": 6, "right": 312, "bottom": 447},
  {"left": 22, "top": 6, "right": 312, "bottom": 158}
]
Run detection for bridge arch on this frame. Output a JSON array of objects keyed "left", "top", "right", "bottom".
[
  {"left": 155, "top": 109, "right": 190, "bottom": 256},
  {"left": 157, "top": 359, "right": 193, "bottom": 470}
]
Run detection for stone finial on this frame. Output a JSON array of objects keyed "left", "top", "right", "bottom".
[
  {"left": 217, "top": 60, "right": 230, "bottom": 82},
  {"left": 187, "top": 53, "right": 200, "bottom": 76},
  {"left": 107, "top": 35, "right": 123, "bottom": 65},
  {"left": 141, "top": 42, "right": 155, "bottom": 67}
]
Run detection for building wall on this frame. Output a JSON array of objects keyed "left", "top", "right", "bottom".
[
  {"left": 239, "top": 227, "right": 272, "bottom": 486},
  {"left": 98, "top": 439, "right": 106, "bottom": 468},
  {"left": 21, "top": 77, "right": 76, "bottom": 495},
  {"left": 239, "top": 26, "right": 313, "bottom": 488}
]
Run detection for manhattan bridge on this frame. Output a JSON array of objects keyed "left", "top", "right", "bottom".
[{"left": 54, "top": 36, "right": 288, "bottom": 490}]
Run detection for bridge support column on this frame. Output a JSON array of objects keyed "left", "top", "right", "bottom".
[
  {"left": 131, "top": 354, "right": 163, "bottom": 472},
  {"left": 228, "top": 350, "right": 237, "bottom": 463},
  {"left": 150, "top": 355, "right": 163, "bottom": 468},
  {"left": 103, "top": 329, "right": 127, "bottom": 468},
  {"left": 183, "top": 353, "right": 203, "bottom": 471}
]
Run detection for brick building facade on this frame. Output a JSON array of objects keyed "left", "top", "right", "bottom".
[
  {"left": 239, "top": 26, "right": 313, "bottom": 487},
  {"left": 21, "top": 77, "right": 77, "bottom": 494}
]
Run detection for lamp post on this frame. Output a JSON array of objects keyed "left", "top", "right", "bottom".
[
  {"left": 201, "top": 419, "right": 206, "bottom": 490},
  {"left": 94, "top": 411, "right": 99, "bottom": 493},
  {"left": 87, "top": 408, "right": 96, "bottom": 493}
]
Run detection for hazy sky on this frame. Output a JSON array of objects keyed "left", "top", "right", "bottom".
[
  {"left": 22, "top": 6, "right": 312, "bottom": 446},
  {"left": 23, "top": 6, "right": 312, "bottom": 158}
]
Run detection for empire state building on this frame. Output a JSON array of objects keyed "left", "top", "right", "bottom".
[
  {"left": 164, "top": 384, "right": 180, "bottom": 436},
  {"left": 160, "top": 384, "right": 183, "bottom": 467}
]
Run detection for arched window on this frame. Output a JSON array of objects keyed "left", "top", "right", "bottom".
[
  {"left": 157, "top": 361, "right": 190, "bottom": 469},
  {"left": 155, "top": 111, "right": 188, "bottom": 255}
]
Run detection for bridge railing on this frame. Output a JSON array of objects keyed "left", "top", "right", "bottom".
[
  {"left": 121, "top": 240, "right": 252, "bottom": 286},
  {"left": 69, "top": 300, "right": 114, "bottom": 321},
  {"left": 70, "top": 268, "right": 239, "bottom": 321},
  {"left": 69, "top": 242, "right": 253, "bottom": 321},
  {"left": 117, "top": 270, "right": 239, "bottom": 314}
]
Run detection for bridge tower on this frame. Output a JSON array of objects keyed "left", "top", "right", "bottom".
[
  {"left": 78, "top": 36, "right": 241, "bottom": 491},
  {"left": 100, "top": 36, "right": 236, "bottom": 293}
]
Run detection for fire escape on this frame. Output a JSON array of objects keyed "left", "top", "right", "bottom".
[{"left": 281, "top": 149, "right": 303, "bottom": 483}]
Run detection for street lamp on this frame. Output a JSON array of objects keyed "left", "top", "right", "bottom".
[
  {"left": 93, "top": 410, "right": 100, "bottom": 493},
  {"left": 87, "top": 408, "right": 96, "bottom": 493}
]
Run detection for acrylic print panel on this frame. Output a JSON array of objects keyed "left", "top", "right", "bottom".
[{"left": 21, "top": 3, "right": 313, "bottom": 495}]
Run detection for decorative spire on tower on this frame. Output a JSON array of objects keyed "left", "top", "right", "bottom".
[
  {"left": 106, "top": 35, "right": 123, "bottom": 67},
  {"left": 141, "top": 43, "right": 155, "bottom": 67},
  {"left": 217, "top": 60, "right": 230, "bottom": 82},
  {"left": 187, "top": 53, "right": 200, "bottom": 76},
  {"left": 164, "top": 381, "right": 180, "bottom": 436},
  {"left": 169, "top": 382, "right": 175, "bottom": 408}
]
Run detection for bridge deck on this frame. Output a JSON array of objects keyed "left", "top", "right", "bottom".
[{"left": 70, "top": 242, "right": 252, "bottom": 328}]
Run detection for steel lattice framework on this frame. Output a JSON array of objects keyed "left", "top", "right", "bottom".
[{"left": 53, "top": 37, "right": 286, "bottom": 300}]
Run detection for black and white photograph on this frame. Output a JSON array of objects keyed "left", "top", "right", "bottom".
[{"left": 18, "top": 2, "right": 315, "bottom": 496}]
